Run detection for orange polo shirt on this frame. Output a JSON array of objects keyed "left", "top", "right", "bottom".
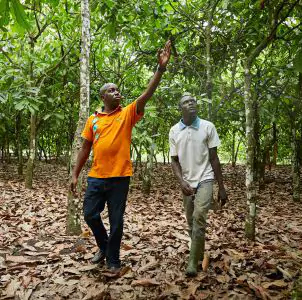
[{"left": 81, "top": 100, "right": 143, "bottom": 178}]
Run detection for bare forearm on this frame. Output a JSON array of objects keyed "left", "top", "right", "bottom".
[
  {"left": 143, "top": 69, "right": 164, "bottom": 99},
  {"left": 72, "top": 141, "right": 92, "bottom": 178},
  {"left": 171, "top": 159, "right": 183, "bottom": 184},
  {"left": 136, "top": 70, "right": 164, "bottom": 113},
  {"left": 210, "top": 156, "right": 224, "bottom": 189}
]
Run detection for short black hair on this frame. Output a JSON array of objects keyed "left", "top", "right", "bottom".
[
  {"left": 179, "top": 93, "right": 196, "bottom": 108},
  {"left": 99, "top": 83, "right": 116, "bottom": 96}
]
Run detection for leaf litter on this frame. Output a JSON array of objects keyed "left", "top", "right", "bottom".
[{"left": 0, "top": 163, "right": 301, "bottom": 299}]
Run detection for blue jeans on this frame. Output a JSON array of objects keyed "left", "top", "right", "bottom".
[{"left": 83, "top": 176, "right": 130, "bottom": 268}]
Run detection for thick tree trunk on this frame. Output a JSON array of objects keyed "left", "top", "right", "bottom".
[
  {"left": 66, "top": 0, "right": 90, "bottom": 235},
  {"left": 244, "top": 64, "right": 257, "bottom": 241}
]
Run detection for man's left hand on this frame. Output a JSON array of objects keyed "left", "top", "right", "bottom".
[
  {"left": 157, "top": 40, "right": 171, "bottom": 68},
  {"left": 218, "top": 187, "right": 228, "bottom": 207}
]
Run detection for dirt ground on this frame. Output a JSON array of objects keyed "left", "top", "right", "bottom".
[{"left": 0, "top": 163, "right": 302, "bottom": 299}]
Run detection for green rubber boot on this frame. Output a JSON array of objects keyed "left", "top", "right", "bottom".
[{"left": 186, "top": 236, "right": 204, "bottom": 277}]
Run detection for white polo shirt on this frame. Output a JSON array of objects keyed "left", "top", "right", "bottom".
[{"left": 169, "top": 117, "right": 220, "bottom": 188}]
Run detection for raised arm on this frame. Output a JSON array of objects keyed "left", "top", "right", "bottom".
[{"left": 136, "top": 40, "right": 171, "bottom": 114}]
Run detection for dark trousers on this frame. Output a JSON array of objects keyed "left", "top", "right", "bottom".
[{"left": 83, "top": 176, "right": 130, "bottom": 268}]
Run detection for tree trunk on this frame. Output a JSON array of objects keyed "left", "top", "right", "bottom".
[
  {"left": 142, "top": 143, "right": 153, "bottom": 195},
  {"left": 231, "top": 130, "right": 236, "bottom": 167},
  {"left": 162, "top": 138, "right": 166, "bottom": 165},
  {"left": 291, "top": 73, "right": 301, "bottom": 202},
  {"left": 244, "top": 64, "right": 257, "bottom": 241},
  {"left": 25, "top": 112, "right": 37, "bottom": 188},
  {"left": 205, "top": 1, "right": 218, "bottom": 120},
  {"left": 25, "top": 38, "right": 36, "bottom": 189},
  {"left": 16, "top": 112, "right": 23, "bottom": 175},
  {"left": 66, "top": 0, "right": 90, "bottom": 235},
  {"left": 241, "top": 1, "right": 296, "bottom": 239},
  {"left": 272, "top": 122, "right": 277, "bottom": 166}
]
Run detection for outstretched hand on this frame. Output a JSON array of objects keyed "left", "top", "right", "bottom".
[{"left": 157, "top": 40, "right": 171, "bottom": 68}]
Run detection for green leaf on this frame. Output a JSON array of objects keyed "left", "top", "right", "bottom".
[
  {"left": 43, "top": 114, "right": 51, "bottom": 121},
  {"left": 0, "top": 0, "right": 10, "bottom": 26},
  {"left": 15, "top": 101, "right": 26, "bottom": 111},
  {"left": 54, "top": 113, "right": 64, "bottom": 120},
  {"left": 293, "top": 49, "right": 302, "bottom": 73},
  {"left": 44, "top": 0, "right": 59, "bottom": 7},
  {"left": 104, "top": 0, "right": 115, "bottom": 9},
  {"left": 222, "top": 0, "right": 229, "bottom": 9},
  {"left": 0, "top": 25, "right": 8, "bottom": 31},
  {"left": 90, "top": 0, "right": 99, "bottom": 12},
  {"left": 31, "top": 103, "right": 39, "bottom": 111},
  {"left": 11, "top": 0, "right": 30, "bottom": 30},
  {"left": 28, "top": 106, "right": 35, "bottom": 115}
]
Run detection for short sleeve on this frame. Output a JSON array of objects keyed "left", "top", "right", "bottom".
[
  {"left": 207, "top": 124, "right": 221, "bottom": 148},
  {"left": 169, "top": 128, "right": 177, "bottom": 157},
  {"left": 126, "top": 100, "right": 144, "bottom": 127},
  {"left": 81, "top": 116, "right": 93, "bottom": 142}
]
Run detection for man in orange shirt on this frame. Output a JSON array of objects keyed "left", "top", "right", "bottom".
[{"left": 70, "top": 41, "right": 171, "bottom": 273}]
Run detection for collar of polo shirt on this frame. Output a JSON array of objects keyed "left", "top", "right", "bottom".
[{"left": 179, "top": 117, "right": 200, "bottom": 130}]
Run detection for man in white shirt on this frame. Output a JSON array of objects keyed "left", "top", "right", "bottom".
[{"left": 169, "top": 93, "right": 227, "bottom": 276}]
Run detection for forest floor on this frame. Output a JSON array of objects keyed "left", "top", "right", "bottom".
[{"left": 0, "top": 163, "right": 302, "bottom": 300}]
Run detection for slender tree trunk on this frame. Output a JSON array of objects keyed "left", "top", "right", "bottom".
[
  {"left": 292, "top": 73, "right": 301, "bottom": 202},
  {"left": 132, "top": 142, "right": 141, "bottom": 173},
  {"left": 25, "top": 39, "right": 36, "bottom": 189},
  {"left": 142, "top": 143, "right": 153, "bottom": 195},
  {"left": 5, "top": 135, "right": 10, "bottom": 163},
  {"left": 234, "top": 138, "right": 241, "bottom": 166},
  {"left": 231, "top": 130, "right": 236, "bottom": 167},
  {"left": 162, "top": 138, "right": 166, "bottom": 165},
  {"left": 253, "top": 98, "right": 260, "bottom": 182},
  {"left": 272, "top": 122, "right": 277, "bottom": 166},
  {"left": 16, "top": 112, "right": 23, "bottom": 175},
  {"left": 291, "top": 127, "right": 300, "bottom": 202},
  {"left": 66, "top": 0, "right": 90, "bottom": 235},
  {"left": 244, "top": 64, "right": 257, "bottom": 241},
  {"left": 205, "top": 1, "right": 218, "bottom": 120},
  {"left": 25, "top": 113, "right": 36, "bottom": 188},
  {"left": 241, "top": 0, "right": 297, "bottom": 239}
]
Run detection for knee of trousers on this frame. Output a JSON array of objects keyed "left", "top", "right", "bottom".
[
  {"left": 192, "top": 209, "right": 207, "bottom": 229},
  {"left": 110, "top": 221, "right": 124, "bottom": 233},
  {"left": 84, "top": 213, "right": 100, "bottom": 225}
]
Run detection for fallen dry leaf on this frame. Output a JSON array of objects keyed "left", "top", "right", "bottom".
[
  {"left": 131, "top": 278, "right": 160, "bottom": 286},
  {"left": 3, "top": 279, "right": 20, "bottom": 299},
  {"left": 202, "top": 253, "right": 210, "bottom": 272},
  {"left": 262, "top": 279, "right": 288, "bottom": 289},
  {"left": 1, "top": 164, "right": 302, "bottom": 299},
  {"left": 6, "top": 255, "right": 45, "bottom": 264}
]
